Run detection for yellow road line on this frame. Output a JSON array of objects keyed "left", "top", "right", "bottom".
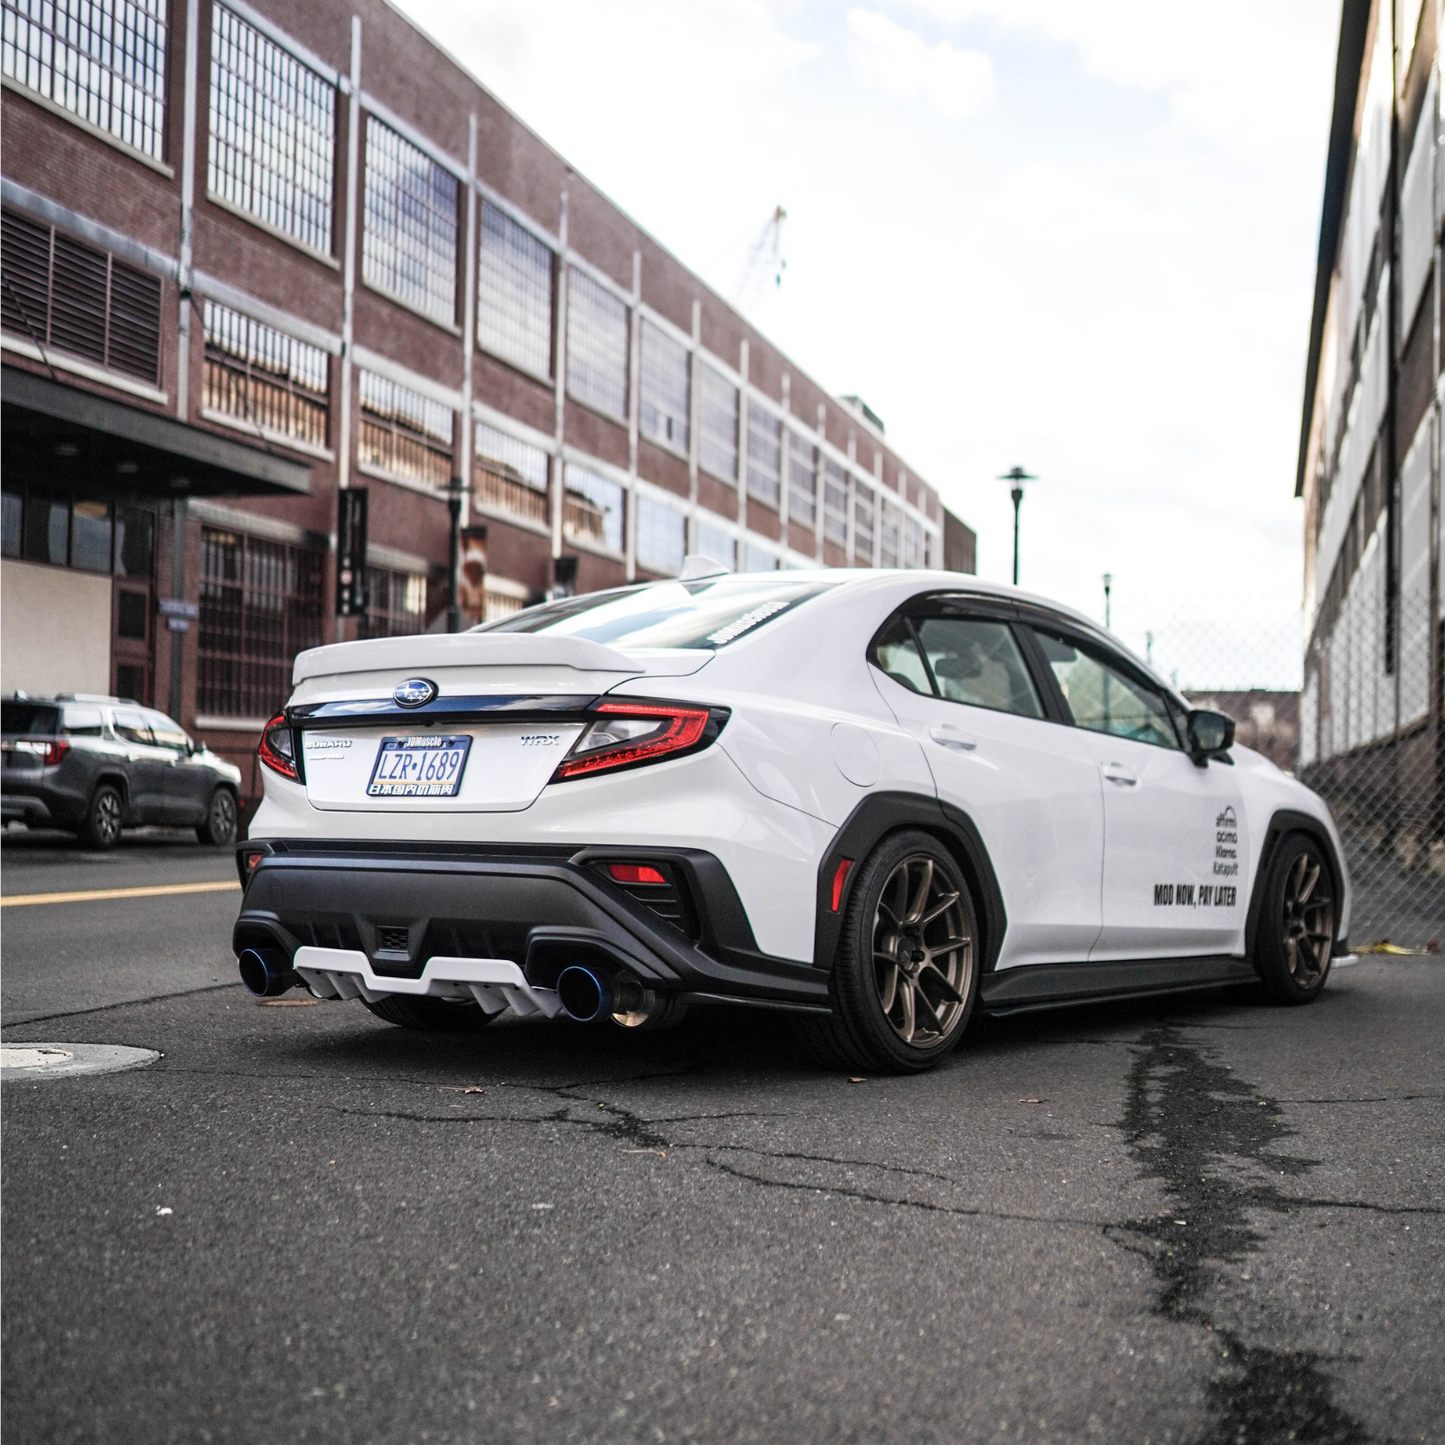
[{"left": 1, "top": 880, "right": 242, "bottom": 908}]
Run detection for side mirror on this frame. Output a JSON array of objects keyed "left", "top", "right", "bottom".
[{"left": 1186, "top": 709, "right": 1235, "bottom": 765}]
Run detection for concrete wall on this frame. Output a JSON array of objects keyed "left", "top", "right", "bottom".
[{"left": 1, "top": 560, "right": 111, "bottom": 696}]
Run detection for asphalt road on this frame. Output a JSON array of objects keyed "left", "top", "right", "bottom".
[{"left": 2, "top": 834, "right": 1442, "bottom": 1444}]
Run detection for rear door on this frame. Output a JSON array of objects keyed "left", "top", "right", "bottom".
[
  {"left": 144, "top": 709, "right": 210, "bottom": 823},
  {"left": 869, "top": 600, "right": 1105, "bottom": 969},
  {"left": 1024, "top": 624, "right": 1248, "bottom": 959},
  {"left": 109, "top": 708, "right": 170, "bottom": 823}
]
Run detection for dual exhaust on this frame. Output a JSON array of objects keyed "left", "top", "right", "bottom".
[{"left": 237, "top": 949, "right": 675, "bottom": 1028}]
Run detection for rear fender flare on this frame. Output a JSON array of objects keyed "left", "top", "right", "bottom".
[
  {"left": 91, "top": 771, "right": 132, "bottom": 820},
  {"left": 814, "top": 792, "right": 1007, "bottom": 972}
]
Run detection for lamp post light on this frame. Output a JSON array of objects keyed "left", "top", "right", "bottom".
[{"left": 997, "top": 465, "right": 1036, "bottom": 586}]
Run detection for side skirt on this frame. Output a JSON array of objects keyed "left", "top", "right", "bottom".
[{"left": 979, "top": 955, "right": 1260, "bottom": 1017}]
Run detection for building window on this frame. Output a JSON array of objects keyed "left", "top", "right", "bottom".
[
  {"left": 2, "top": 481, "right": 153, "bottom": 576},
  {"left": 698, "top": 365, "right": 738, "bottom": 483},
  {"left": 474, "top": 422, "right": 549, "bottom": 528},
  {"left": 694, "top": 519, "right": 735, "bottom": 570},
  {"left": 358, "top": 371, "right": 453, "bottom": 489},
  {"left": 198, "top": 527, "right": 324, "bottom": 719},
  {"left": 359, "top": 565, "right": 428, "bottom": 639},
  {"left": 854, "top": 482, "right": 875, "bottom": 564},
  {"left": 2, "top": 0, "right": 167, "bottom": 160},
  {"left": 202, "top": 301, "right": 328, "bottom": 449},
  {"left": 879, "top": 502, "right": 900, "bottom": 568},
  {"left": 639, "top": 320, "right": 689, "bottom": 454},
  {"left": 787, "top": 431, "right": 815, "bottom": 528},
  {"left": 477, "top": 201, "right": 552, "bottom": 378},
  {"left": 563, "top": 462, "right": 623, "bottom": 553},
  {"left": 905, "top": 516, "right": 924, "bottom": 569},
  {"left": 1, "top": 211, "right": 162, "bottom": 384},
  {"left": 823, "top": 458, "right": 848, "bottom": 546},
  {"left": 744, "top": 543, "right": 778, "bottom": 572},
  {"left": 566, "top": 267, "right": 628, "bottom": 421},
  {"left": 636, "top": 494, "right": 685, "bottom": 576},
  {"left": 209, "top": 3, "right": 335, "bottom": 256},
  {"left": 362, "top": 118, "right": 458, "bottom": 326},
  {"left": 747, "top": 405, "right": 781, "bottom": 508}
]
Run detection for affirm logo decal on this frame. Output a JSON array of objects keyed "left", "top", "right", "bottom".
[{"left": 1213, "top": 806, "right": 1239, "bottom": 876}]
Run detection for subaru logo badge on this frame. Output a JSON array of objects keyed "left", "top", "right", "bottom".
[{"left": 393, "top": 677, "right": 437, "bottom": 709}]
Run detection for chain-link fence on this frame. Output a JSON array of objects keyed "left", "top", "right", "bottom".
[{"left": 1135, "top": 610, "right": 1442, "bottom": 953}]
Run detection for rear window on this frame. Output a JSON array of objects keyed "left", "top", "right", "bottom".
[
  {"left": 474, "top": 576, "right": 837, "bottom": 650},
  {"left": 3, "top": 703, "right": 59, "bottom": 736}
]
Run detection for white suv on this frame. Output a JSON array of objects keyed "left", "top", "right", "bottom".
[{"left": 233, "top": 564, "right": 1349, "bottom": 1073}]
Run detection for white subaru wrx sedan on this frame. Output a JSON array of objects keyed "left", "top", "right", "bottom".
[{"left": 233, "top": 562, "right": 1350, "bottom": 1073}]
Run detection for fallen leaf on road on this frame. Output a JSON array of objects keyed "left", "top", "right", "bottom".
[{"left": 1018, "top": 1098, "right": 1046, "bottom": 1104}]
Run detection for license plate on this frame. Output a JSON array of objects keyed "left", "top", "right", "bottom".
[{"left": 366, "top": 735, "right": 473, "bottom": 797}]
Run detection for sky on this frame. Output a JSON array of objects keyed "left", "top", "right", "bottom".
[{"left": 394, "top": 0, "right": 1343, "bottom": 689}]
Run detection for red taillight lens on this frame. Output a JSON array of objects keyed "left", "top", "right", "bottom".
[
  {"left": 607, "top": 862, "right": 667, "bottom": 885},
  {"left": 551, "top": 701, "right": 720, "bottom": 782},
  {"left": 257, "top": 713, "right": 298, "bottom": 781},
  {"left": 42, "top": 740, "right": 70, "bottom": 767}
]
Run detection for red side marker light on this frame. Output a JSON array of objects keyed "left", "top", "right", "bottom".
[
  {"left": 608, "top": 862, "right": 667, "bottom": 886},
  {"left": 831, "top": 858, "right": 854, "bottom": 912}
]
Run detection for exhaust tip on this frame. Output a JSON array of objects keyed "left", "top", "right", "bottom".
[
  {"left": 556, "top": 966, "right": 611, "bottom": 1023},
  {"left": 238, "top": 947, "right": 297, "bottom": 998}
]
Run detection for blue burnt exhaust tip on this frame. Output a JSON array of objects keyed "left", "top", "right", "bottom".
[
  {"left": 556, "top": 966, "right": 612, "bottom": 1023},
  {"left": 238, "top": 947, "right": 298, "bottom": 998}
]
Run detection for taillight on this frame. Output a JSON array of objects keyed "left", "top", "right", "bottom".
[
  {"left": 42, "top": 739, "right": 70, "bottom": 767},
  {"left": 551, "top": 701, "right": 726, "bottom": 782},
  {"left": 257, "top": 713, "right": 298, "bottom": 781}
]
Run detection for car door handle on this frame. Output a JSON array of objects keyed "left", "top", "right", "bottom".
[
  {"left": 1101, "top": 762, "right": 1137, "bottom": 785},
  {"left": 929, "top": 725, "right": 977, "bottom": 751}
]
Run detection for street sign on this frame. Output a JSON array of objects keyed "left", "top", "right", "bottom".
[{"left": 336, "top": 488, "right": 368, "bottom": 616}]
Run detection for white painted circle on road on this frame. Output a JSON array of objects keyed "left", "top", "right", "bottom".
[{"left": 1, "top": 1043, "right": 159, "bottom": 1079}]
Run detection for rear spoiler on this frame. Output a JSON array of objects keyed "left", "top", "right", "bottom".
[{"left": 292, "top": 632, "right": 641, "bottom": 685}]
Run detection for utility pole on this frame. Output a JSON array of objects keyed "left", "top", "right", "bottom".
[
  {"left": 446, "top": 474, "right": 463, "bottom": 633},
  {"left": 1103, "top": 572, "right": 1112, "bottom": 629},
  {"left": 997, "top": 466, "right": 1035, "bottom": 585}
]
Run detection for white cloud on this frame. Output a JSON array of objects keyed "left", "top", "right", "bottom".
[
  {"left": 846, "top": 8, "right": 996, "bottom": 120},
  {"left": 894, "top": 0, "right": 1336, "bottom": 157}
]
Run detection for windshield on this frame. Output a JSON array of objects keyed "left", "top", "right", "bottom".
[{"left": 474, "top": 576, "right": 837, "bottom": 650}]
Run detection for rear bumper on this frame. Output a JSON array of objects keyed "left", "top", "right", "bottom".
[
  {"left": 233, "top": 840, "right": 830, "bottom": 1012},
  {"left": 1, "top": 790, "right": 55, "bottom": 825}
]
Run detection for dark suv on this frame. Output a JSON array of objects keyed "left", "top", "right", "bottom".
[{"left": 1, "top": 695, "right": 243, "bottom": 848}]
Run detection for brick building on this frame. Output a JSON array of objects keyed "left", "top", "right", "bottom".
[
  {"left": 0, "top": 0, "right": 975, "bottom": 809},
  {"left": 1296, "top": 0, "right": 1443, "bottom": 872}
]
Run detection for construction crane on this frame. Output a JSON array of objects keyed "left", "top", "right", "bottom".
[{"left": 732, "top": 205, "right": 787, "bottom": 313}]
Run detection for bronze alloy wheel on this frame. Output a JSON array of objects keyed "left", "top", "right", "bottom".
[
  {"left": 871, "top": 853, "right": 973, "bottom": 1049},
  {"left": 1280, "top": 848, "right": 1335, "bottom": 988}
]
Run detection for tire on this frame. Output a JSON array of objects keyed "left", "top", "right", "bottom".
[
  {"left": 797, "top": 830, "right": 980, "bottom": 1074},
  {"left": 80, "top": 784, "right": 124, "bottom": 850},
  {"left": 362, "top": 995, "right": 494, "bottom": 1032},
  {"left": 196, "top": 787, "right": 238, "bottom": 847},
  {"left": 1254, "top": 832, "right": 1337, "bottom": 1004}
]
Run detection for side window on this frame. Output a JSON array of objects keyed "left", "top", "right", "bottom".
[
  {"left": 869, "top": 615, "right": 932, "bottom": 695},
  {"left": 144, "top": 711, "right": 189, "bottom": 752},
  {"left": 914, "top": 617, "right": 1043, "bottom": 719},
  {"left": 59, "top": 705, "right": 105, "bottom": 736},
  {"left": 111, "top": 710, "right": 154, "bottom": 745},
  {"left": 1031, "top": 629, "right": 1180, "bottom": 749}
]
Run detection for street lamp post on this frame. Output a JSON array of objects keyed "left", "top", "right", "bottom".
[
  {"left": 997, "top": 465, "right": 1035, "bottom": 586},
  {"left": 446, "top": 474, "right": 463, "bottom": 634},
  {"left": 1103, "top": 572, "right": 1112, "bottom": 629}
]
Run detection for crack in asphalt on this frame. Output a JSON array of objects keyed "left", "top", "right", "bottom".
[{"left": 1118, "top": 1024, "right": 1377, "bottom": 1445}]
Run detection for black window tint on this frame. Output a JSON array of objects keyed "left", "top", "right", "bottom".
[
  {"left": 869, "top": 615, "right": 932, "bottom": 694},
  {"left": 115, "top": 505, "right": 155, "bottom": 578},
  {"left": 112, "top": 710, "right": 153, "bottom": 745},
  {"left": 117, "top": 590, "right": 148, "bottom": 641},
  {"left": 914, "top": 617, "right": 1043, "bottom": 718},
  {"left": 2, "top": 703, "right": 60, "bottom": 735},
  {"left": 1031, "top": 629, "right": 1179, "bottom": 750}
]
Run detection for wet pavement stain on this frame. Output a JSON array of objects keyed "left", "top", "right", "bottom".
[{"left": 1117, "top": 1024, "right": 1372, "bottom": 1445}]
